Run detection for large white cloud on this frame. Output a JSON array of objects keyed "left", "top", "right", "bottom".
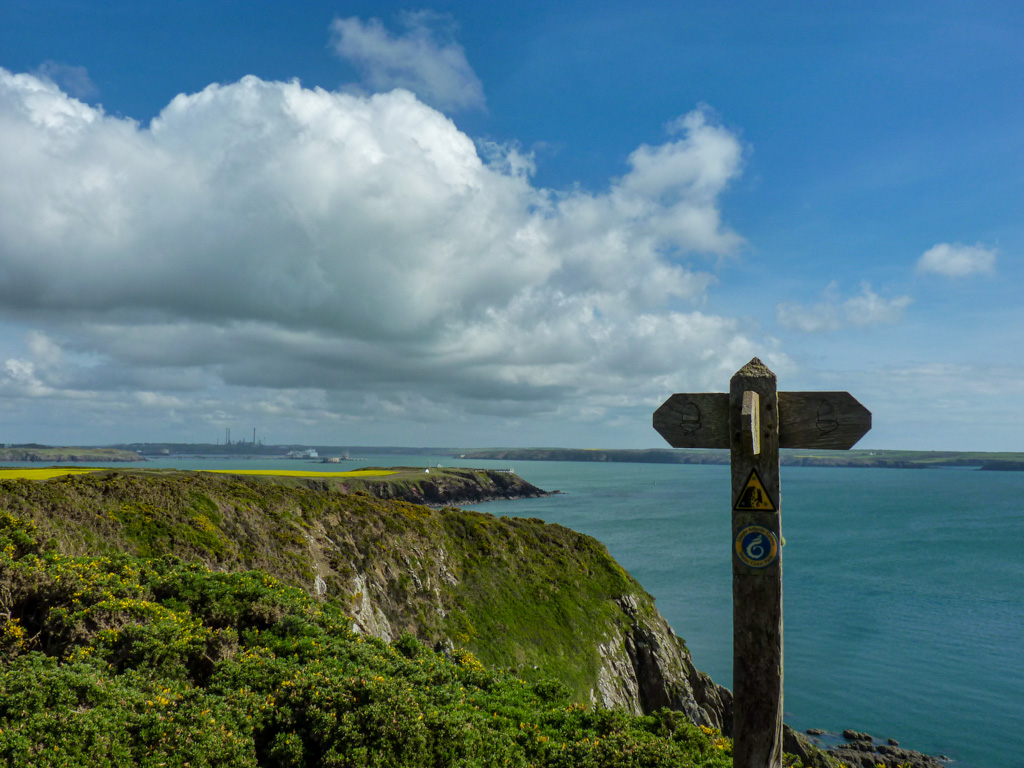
[{"left": 0, "top": 67, "right": 766, "bottom": 443}]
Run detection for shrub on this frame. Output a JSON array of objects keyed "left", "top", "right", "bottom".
[{"left": 0, "top": 502, "right": 732, "bottom": 767}]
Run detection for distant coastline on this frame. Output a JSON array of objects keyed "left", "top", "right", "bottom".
[
  {"left": 3, "top": 443, "right": 1023, "bottom": 472},
  {"left": 458, "top": 447, "right": 1024, "bottom": 471},
  {"left": 0, "top": 446, "right": 145, "bottom": 463}
]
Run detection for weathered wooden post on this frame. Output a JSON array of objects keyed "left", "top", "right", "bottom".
[
  {"left": 729, "top": 359, "right": 783, "bottom": 768},
  {"left": 653, "top": 357, "right": 870, "bottom": 768}
]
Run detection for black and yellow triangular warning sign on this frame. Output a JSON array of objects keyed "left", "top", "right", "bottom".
[{"left": 734, "top": 469, "right": 776, "bottom": 511}]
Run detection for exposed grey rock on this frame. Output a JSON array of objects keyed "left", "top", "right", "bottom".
[
  {"left": 828, "top": 737, "right": 948, "bottom": 768},
  {"left": 594, "top": 628, "right": 643, "bottom": 715},
  {"left": 347, "top": 571, "right": 395, "bottom": 642},
  {"left": 843, "top": 729, "right": 873, "bottom": 742},
  {"left": 610, "top": 595, "right": 732, "bottom": 730},
  {"left": 782, "top": 725, "right": 844, "bottom": 768}
]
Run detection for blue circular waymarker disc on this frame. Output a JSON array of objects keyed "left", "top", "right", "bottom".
[{"left": 735, "top": 525, "right": 779, "bottom": 568}]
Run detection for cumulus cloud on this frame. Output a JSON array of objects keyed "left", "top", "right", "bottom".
[
  {"left": 916, "top": 242, "right": 996, "bottom": 277},
  {"left": 330, "top": 12, "right": 485, "bottom": 112},
  {"left": 0, "top": 68, "right": 762, "bottom": 443},
  {"left": 776, "top": 282, "right": 912, "bottom": 332}
]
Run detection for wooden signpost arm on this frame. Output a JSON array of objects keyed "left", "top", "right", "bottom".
[
  {"left": 730, "top": 359, "right": 783, "bottom": 768},
  {"left": 777, "top": 392, "right": 872, "bottom": 450}
]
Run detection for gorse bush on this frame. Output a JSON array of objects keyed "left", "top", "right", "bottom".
[{"left": 0, "top": 508, "right": 732, "bottom": 767}]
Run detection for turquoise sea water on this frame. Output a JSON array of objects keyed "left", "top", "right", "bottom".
[
  {"left": 456, "top": 459, "right": 1023, "bottom": 768},
  {"left": 12, "top": 455, "right": 1021, "bottom": 767}
]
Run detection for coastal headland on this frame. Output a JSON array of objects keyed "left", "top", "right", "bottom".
[{"left": 0, "top": 467, "right": 949, "bottom": 766}]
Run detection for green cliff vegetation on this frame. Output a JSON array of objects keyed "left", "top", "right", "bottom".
[
  {"left": 0, "top": 468, "right": 589, "bottom": 684},
  {"left": 0, "top": 473, "right": 733, "bottom": 741},
  {"left": 0, "top": 507, "right": 734, "bottom": 767},
  {"left": 0, "top": 469, "right": 621, "bottom": 699}
]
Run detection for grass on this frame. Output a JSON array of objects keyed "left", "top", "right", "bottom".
[
  {"left": 0, "top": 490, "right": 736, "bottom": 768},
  {"left": 0, "top": 470, "right": 663, "bottom": 710}
]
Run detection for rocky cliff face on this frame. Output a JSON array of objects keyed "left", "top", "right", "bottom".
[
  {"left": 0, "top": 469, "right": 730, "bottom": 730},
  {"left": 590, "top": 594, "right": 732, "bottom": 729},
  {"left": 325, "top": 514, "right": 732, "bottom": 730}
]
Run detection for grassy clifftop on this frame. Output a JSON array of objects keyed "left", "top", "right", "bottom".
[
  {"left": 0, "top": 470, "right": 728, "bottom": 726},
  {"left": 0, "top": 505, "right": 735, "bottom": 767}
]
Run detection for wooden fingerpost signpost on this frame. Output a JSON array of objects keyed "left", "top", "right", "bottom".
[{"left": 652, "top": 358, "right": 871, "bottom": 768}]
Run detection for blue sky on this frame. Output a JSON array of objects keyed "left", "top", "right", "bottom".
[{"left": 0, "top": 1, "right": 1021, "bottom": 450}]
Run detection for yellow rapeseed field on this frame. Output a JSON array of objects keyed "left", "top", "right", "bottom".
[{"left": 0, "top": 468, "right": 103, "bottom": 480}]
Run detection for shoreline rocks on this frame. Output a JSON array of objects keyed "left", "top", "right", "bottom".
[{"left": 792, "top": 727, "right": 950, "bottom": 768}]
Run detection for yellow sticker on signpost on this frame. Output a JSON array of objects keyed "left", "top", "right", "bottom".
[{"left": 734, "top": 469, "right": 776, "bottom": 511}]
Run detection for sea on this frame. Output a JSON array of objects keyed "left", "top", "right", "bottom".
[
  {"left": 16, "top": 454, "right": 1023, "bottom": 767},
  {"left": 456, "top": 458, "right": 1024, "bottom": 768}
]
